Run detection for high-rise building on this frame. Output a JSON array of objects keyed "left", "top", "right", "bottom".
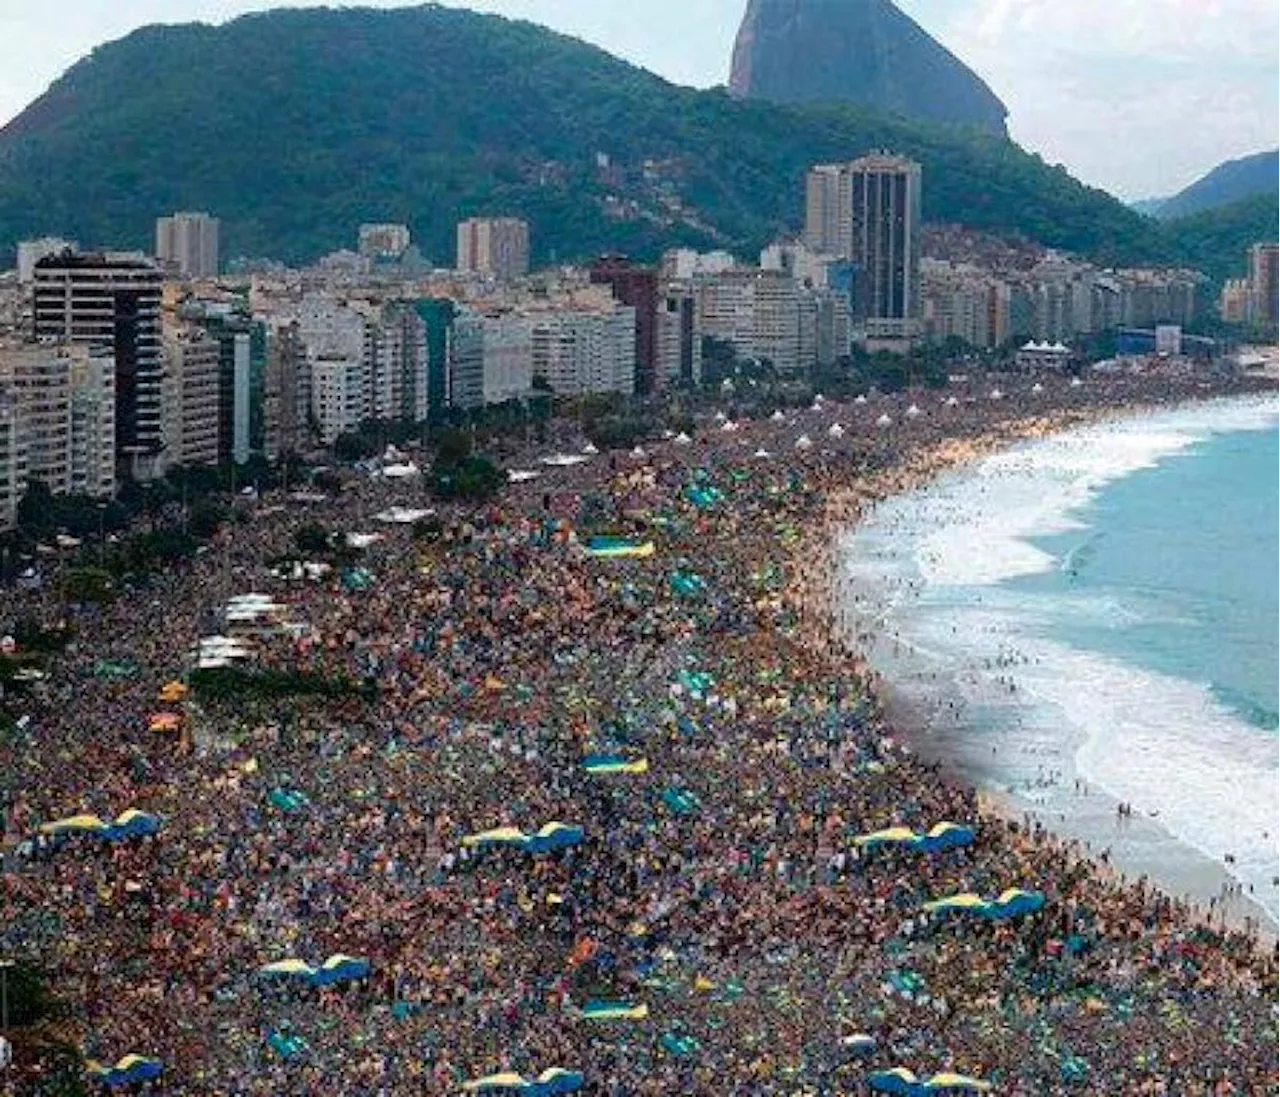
[
  {"left": 1248, "top": 242, "right": 1278, "bottom": 327},
  {"left": 263, "top": 322, "right": 307, "bottom": 459},
  {"left": 33, "top": 252, "right": 164, "bottom": 480},
  {"left": 155, "top": 212, "right": 220, "bottom": 278},
  {"left": 803, "top": 165, "right": 854, "bottom": 258},
  {"left": 5, "top": 343, "right": 72, "bottom": 495},
  {"left": 456, "top": 218, "right": 530, "bottom": 280},
  {"left": 530, "top": 307, "right": 636, "bottom": 396},
  {"left": 310, "top": 356, "right": 365, "bottom": 443},
  {"left": 67, "top": 348, "right": 116, "bottom": 499},
  {"left": 847, "top": 153, "right": 922, "bottom": 347},
  {"left": 655, "top": 285, "right": 701, "bottom": 389},
  {"left": 162, "top": 328, "right": 221, "bottom": 467},
  {"left": 694, "top": 268, "right": 811, "bottom": 375},
  {"left": 589, "top": 256, "right": 658, "bottom": 393}
]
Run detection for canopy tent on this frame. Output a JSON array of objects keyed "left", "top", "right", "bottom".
[
  {"left": 84, "top": 1055, "right": 163, "bottom": 1087},
  {"left": 462, "top": 822, "right": 585, "bottom": 854},
  {"left": 854, "top": 822, "right": 975, "bottom": 854},
  {"left": 868, "top": 1068, "right": 992, "bottom": 1095},
  {"left": 461, "top": 1069, "right": 585, "bottom": 1095},
  {"left": 924, "top": 888, "right": 1045, "bottom": 920},
  {"left": 40, "top": 810, "right": 161, "bottom": 842}
]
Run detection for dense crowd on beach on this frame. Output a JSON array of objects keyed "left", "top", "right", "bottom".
[{"left": 2, "top": 369, "right": 1277, "bottom": 1096}]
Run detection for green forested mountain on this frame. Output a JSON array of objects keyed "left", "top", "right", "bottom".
[
  {"left": 0, "top": 4, "right": 1229, "bottom": 272},
  {"left": 1162, "top": 194, "right": 1280, "bottom": 285}
]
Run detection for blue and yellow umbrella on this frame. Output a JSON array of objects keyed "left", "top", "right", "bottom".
[
  {"left": 584, "top": 536, "right": 655, "bottom": 559},
  {"left": 258, "top": 954, "right": 371, "bottom": 987},
  {"left": 924, "top": 888, "right": 1045, "bottom": 921},
  {"left": 868, "top": 1068, "right": 992, "bottom": 1095},
  {"left": 85, "top": 1055, "right": 163, "bottom": 1086},
  {"left": 580, "top": 999, "right": 649, "bottom": 1022},
  {"left": 462, "top": 1068, "right": 585, "bottom": 1095},
  {"left": 855, "top": 822, "right": 975, "bottom": 854},
  {"left": 463, "top": 823, "right": 585, "bottom": 854},
  {"left": 41, "top": 810, "right": 161, "bottom": 842},
  {"left": 582, "top": 754, "right": 649, "bottom": 776}
]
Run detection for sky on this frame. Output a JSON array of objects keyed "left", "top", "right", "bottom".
[{"left": 0, "top": 0, "right": 1276, "bottom": 200}]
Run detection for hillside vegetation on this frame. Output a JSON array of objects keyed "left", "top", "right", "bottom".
[{"left": 0, "top": 4, "right": 1175, "bottom": 269}]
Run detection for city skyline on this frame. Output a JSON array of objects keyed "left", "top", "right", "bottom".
[{"left": 0, "top": 0, "right": 1275, "bottom": 201}]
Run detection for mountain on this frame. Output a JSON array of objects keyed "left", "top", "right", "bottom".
[
  {"left": 0, "top": 4, "right": 1159, "bottom": 269},
  {"left": 728, "top": 0, "right": 1007, "bottom": 136},
  {"left": 1129, "top": 197, "right": 1170, "bottom": 218},
  {"left": 1157, "top": 150, "right": 1278, "bottom": 220},
  {"left": 1164, "top": 194, "right": 1280, "bottom": 286}
]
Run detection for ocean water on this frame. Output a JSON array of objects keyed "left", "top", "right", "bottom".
[{"left": 840, "top": 395, "right": 1279, "bottom": 925}]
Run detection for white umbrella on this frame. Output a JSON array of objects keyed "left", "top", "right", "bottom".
[
  {"left": 876, "top": 414, "right": 893, "bottom": 428},
  {"left": 795, "top": 434, "right": 813, "bottom": 450},
  {"left": 827, "top": 423, "right": 845, "bottom": 438}
]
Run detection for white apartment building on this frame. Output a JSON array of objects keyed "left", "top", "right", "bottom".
[
  {"left": 479, "top": 312, "right": 533, "bottom": 405},
  {"left": 310, "top": 356, "right": 365, "bottom": 443},
  {"left": 68, "top": 348, "right": 116, "bottom": 499},
  {"left": 0, "top": 341, "right": 116, "bottom": 503},
  {"left": 155, "top": 212, "right": 220, "bottom": 279},
  {"left": 448, "top": 312, "right": 486, "bottom": 411},
  {"left": 655, "top": 285, "right": 702, "bottom": 389},
  {"left": 530, "top": 307, "right": 636, "bottom": 396},
  {"left": 6, "top": 343, "right": 72, "bottom": 495},
  {"left": 162, "top": 328, "right": 221, "bottom": 467},
  {"left": 694, "top": 269, "right": 812, "bottom": 375}
]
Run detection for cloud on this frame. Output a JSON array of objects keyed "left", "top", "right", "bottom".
[{"left": 903, "top": 0, "right": 1279, "bottom": 197}]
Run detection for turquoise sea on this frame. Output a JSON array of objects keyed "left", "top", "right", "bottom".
[{"left": 841, "top": 395, "right": 1279, "bottom": 925}]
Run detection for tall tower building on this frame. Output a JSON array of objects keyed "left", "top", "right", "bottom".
[
  {"left": 804, "top": 164, "right": 854, "bottom": 258},
  {"left": 456, "top": 218, "right": 530, "bottom": 280},
  {"left": 156, "top": 212, "right": 220, "bottom": 278},
  {"left": 33, "top": 252, "right": 164, "bottom": 479},
  {"left": 847, "top": 152, "right": 922, "bottom": 347},
  {"left": 1248, "top": 242, "right": 1278, "bottom": 327}
]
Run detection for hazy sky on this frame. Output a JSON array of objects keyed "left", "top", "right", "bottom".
[{"left": 1, "top": 0, "right": 1276, "bottom": 199}]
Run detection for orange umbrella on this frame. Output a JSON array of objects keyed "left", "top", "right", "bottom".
[{"left": 148, "top": 712, "right": 181, "bottom": 733}]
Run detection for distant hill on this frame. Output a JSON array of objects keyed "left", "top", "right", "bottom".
[
  {"left": 1164, "top": 193, "right": 1280, "bottom": 285},
  {"left": 728, "top": 0, "right": 1008, "bottom": 135},
  {"left": 0, "top": 5, "right": 1161, "bottom": 268},
  {"left": 1157, "top": 150, "right": 1278, "bottom": 220},
  {"left": 1129, "top": 197, "right": 1170, "bottom": 218}
]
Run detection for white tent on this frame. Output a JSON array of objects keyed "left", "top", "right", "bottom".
[
  {"left": 876, "top": 414, "right": 893, "bottom": 428},
  {"left": 795, "top": 434, "right": 813, "bottom": 450},
  {"left": 507, "top": 469, "right": 541, "bottom": 483},
  {"left": 374, "top": 507, "right": 434, "bottom": 525},
  {"left": 906, "top": 404, "right": 921, "bottom": 418},
  {"left": 827, "top": 423, "right": 845, "bottom": 438},
  {"left": 540, "top": 453, "right": 590, "bottom": 467},
  {"left": 381, "top": 462, "right": 420, "bottom": 479},
  {"left": 854, "top": 394, "right": 868, "bottom": 405},
  {"left": 674, "top": 432, "right": 692, "bottom": 446}
]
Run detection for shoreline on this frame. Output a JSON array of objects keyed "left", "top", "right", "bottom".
[{"left": 790, "top": 393, "right": 1279, "bottom": 953}]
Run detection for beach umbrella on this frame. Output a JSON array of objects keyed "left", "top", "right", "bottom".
[
  {"left": 580, "top": 999, "right": 649, "bottom": 1021},
  {"left": 876, "top": 414, "right": 893, "bottom": 428},
  {"left": 714, "top": 411, "right": 727, "bottom": 422},
  {"left": 85, "top": 1055, "right": 163, "bottom": 1087},
  {"left": 794, "top": 435, "right": 813, "bottom": 450},
  {"left": 906, "top": 404, "right": 921, "bottom": 417},
  {"left": 630, "top": 446, "right": 647, "bottom": 458},
  {"left": 828, "top": 423, "right": 845, "bottom": 438}
]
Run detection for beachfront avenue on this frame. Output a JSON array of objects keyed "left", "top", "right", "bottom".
[{"left": 1, "top": 370, "right": 1276, "bottom": 1094}]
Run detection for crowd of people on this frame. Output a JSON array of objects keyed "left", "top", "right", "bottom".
[{"left": 2, "top": 369, "right": 1276, "bottom": 1095}]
